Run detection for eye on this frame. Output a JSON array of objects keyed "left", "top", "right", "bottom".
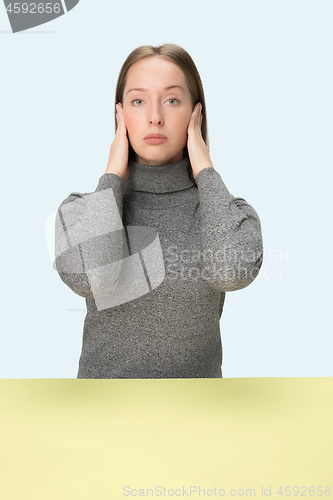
[
  {"left": 131, "top": 99, "right": 144, "bottom": 105},
  {"left": 167, "top": 98, "right": 180, "bottom": 105}
]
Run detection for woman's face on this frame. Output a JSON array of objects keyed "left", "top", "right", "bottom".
[{"left": 122, "top": 56, "right": 194, "bottom": 165}]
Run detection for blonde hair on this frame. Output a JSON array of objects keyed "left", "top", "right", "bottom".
[{"left": 114, "top": 43, "right": 210, "bottom": 187}]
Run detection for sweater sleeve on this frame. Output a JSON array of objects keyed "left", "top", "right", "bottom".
[
  {"left": 54, "top": 173, "right": 127, "bottom": 299},
  {"left": 195, "top": 167, "right": 263, "bottom": 292}
]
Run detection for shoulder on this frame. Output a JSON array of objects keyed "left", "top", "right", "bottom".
[{"left": 57, "top": 191, "right": 91, "bottom": 211}]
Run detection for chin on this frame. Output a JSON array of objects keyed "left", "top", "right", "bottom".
[
  {"left": 134, "top": 151, "right": 169, "bottom": 165},
  {"left": 134, "top": 145, "right": 184, "bottom": 165}
]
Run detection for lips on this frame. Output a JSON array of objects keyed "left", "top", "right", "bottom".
[
  {"left": 143, "top": 133, "right": 168, "bottom": 145},
  {"left": 144, "top": 134, "right": 167, "bottom": 139}
]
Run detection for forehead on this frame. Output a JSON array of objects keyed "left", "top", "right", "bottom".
[{"left": 125, "top": 56, "right": 188, "bottom": 91}]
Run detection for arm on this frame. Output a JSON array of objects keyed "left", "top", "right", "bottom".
[
  {"left": 54, "top": 172, "right": 127, "bottom": 299},
  {"left": 195, "top": 166, "right": 263, "bottom": 292},
  {"left": 187, "top": 102, "right": 263, "bottom": 292}
]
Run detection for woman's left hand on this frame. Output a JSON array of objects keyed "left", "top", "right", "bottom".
[{"left": 187, "top": 102, "right": 214, "bottom": 180}]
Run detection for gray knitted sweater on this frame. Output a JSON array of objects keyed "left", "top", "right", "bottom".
[{"left": 54, "top": 157, "right": 263, "bottom": 379}]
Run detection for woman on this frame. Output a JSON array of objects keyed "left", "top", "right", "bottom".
[{"left": 54, "top": 43, "right": 264, "bottom": 379}]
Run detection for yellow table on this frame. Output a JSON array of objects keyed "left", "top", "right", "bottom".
[{"left": 0, "top": 378, "right": 332, "bottom": 499}]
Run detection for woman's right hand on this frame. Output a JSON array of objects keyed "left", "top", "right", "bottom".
[{"left": 104, "top": 102, "right": 130, "bottom": 183}]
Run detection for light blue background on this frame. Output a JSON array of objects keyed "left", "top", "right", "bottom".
[{"left": 1, "top": 1, "right": 332, "bottom": 378}]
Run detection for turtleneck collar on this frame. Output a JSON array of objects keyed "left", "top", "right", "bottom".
[{"left": 126, "top": 156, "right": 194, "bottom": 194}]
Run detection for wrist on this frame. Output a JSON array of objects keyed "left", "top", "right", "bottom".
[
  {"left": 194, "top": 165, "right": 213, "bottom": 180},
  {"left": 104, "top": 167, "right": 123, "bottom": 180}
]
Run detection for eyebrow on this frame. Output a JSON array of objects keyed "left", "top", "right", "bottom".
[{"left": 127, "top": 85, "right": 184, "bottom": 94}]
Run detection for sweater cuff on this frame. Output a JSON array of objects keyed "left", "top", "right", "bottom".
[
  {"left": 195, "top": 166, "right": 234, "bottom": 205},
  {"left": 95, "top": 173, "right": 124, "bottom": 193}
]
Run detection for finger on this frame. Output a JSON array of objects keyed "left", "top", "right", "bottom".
[
  {"left": 195, "top": 103, "right": 201, "bottom": 122},
  {"left": 118, "top": 108, "right": 126, "bottom": 126},
  {"left": 194, "top": 105, "right": 201, "bottom": 127},
  {"left": 117, "top": 108, "right": 127, "bottom": 132},
  {"left": 189, "top": 104, "right": 198, "bottom": 127}
]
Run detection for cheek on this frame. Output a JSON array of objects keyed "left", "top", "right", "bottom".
[
  {"left": 173, "top": 112, "right": 191, "bottom": 136},
  {"left": 181, "top": 116, "right": 192, "bottom": 141}
]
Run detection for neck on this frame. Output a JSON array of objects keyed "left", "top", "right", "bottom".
[{"left": 126, "top": 156, "right": 194, "bottom": 194}]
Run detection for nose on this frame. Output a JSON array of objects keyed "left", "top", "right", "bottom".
[{"left": 148, "top": 102, "right": 164, "bottom": 126}]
